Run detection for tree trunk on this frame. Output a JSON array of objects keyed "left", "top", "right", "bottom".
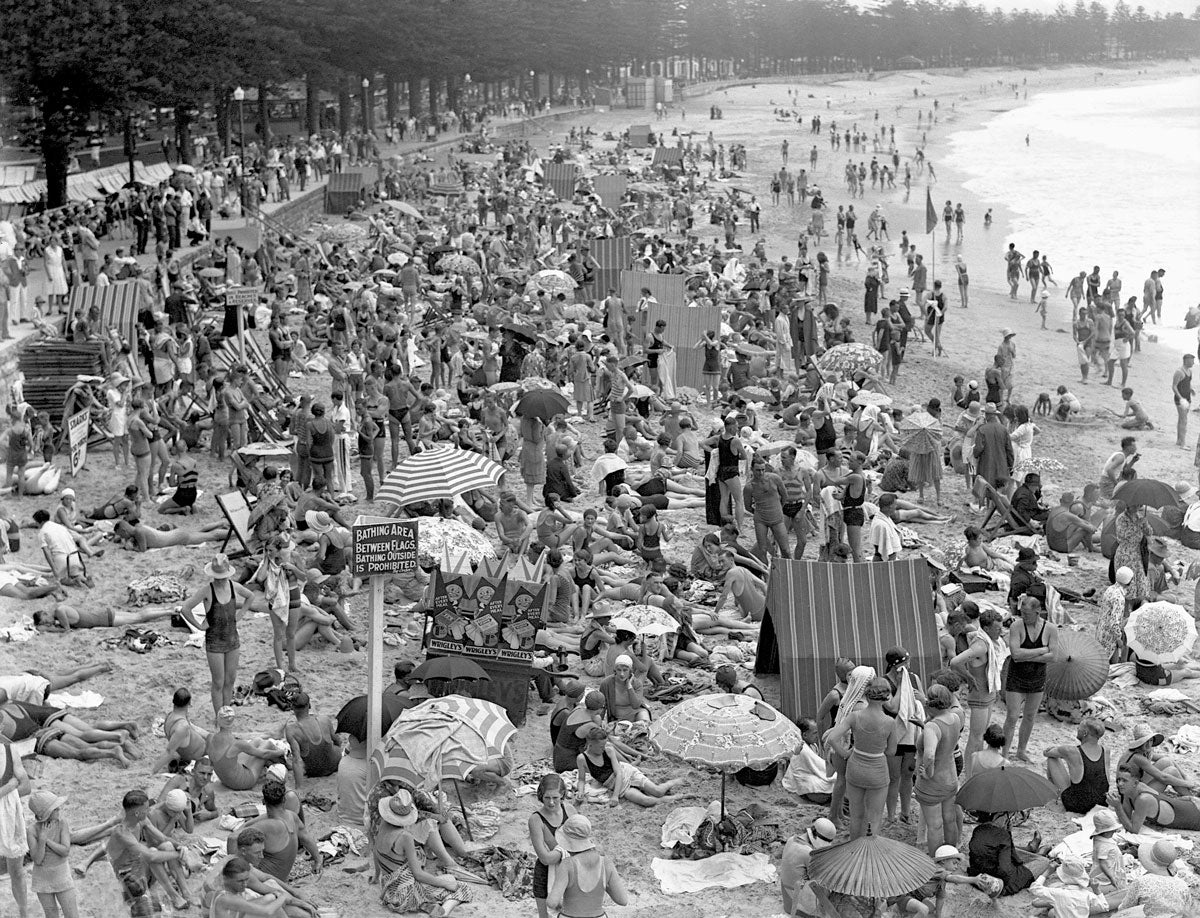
[
  {"left": 42, "top": 104, "right": 72, "bottom": 209},
  {"left": 362, "top": 77, "right": 373, "bottom": 131},
  {"left": 447, "top": 75, "right": 459, "bottom": 115},
  {"left": 385, "top": 75, "right": 398, "bottom": 124},
  {"left": 175, "top": 107, "right": 193, "bottom": 165},
  {"left": 257, "top": 84, "right": 270, "bottom": 144},
  {"left": 305, "top": 75, "right": 320, "bottom": 136},
  {"left": 428, "top": 77, "right": 439, "bottom": 118},
  {"left": 338, "top": 77, "right": 352, "bottom": 135},
  {"left": 215, "top": 90, "right": 230, "bottom": 157},
  {"left": 408, "top": 78, "right": 422, "bottom": 119}
]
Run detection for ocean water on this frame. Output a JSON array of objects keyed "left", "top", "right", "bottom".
[{"left": 946, "top": 75, "right": 1200, "bottom": 310}]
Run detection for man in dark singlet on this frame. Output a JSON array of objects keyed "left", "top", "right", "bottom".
[
  {"left": 283, "top": 693, "right": 342, "bottom": 789},
  {"left": 107, "top": 789, "right": 188, "bottom": 914},
  {"left": 645, "top": 319, "right": 668, "bottom": 393},
  {"left": 227, "top": 780, "right": 321, "bottom": 883}
]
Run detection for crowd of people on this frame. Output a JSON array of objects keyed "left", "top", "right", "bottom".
[{"left": 0, "top": 84, "right": 1198, "bottom": 918}]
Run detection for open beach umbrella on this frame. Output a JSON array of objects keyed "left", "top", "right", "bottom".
[
  {"left": 816, "top": 342, "right": 883, "bottom": 376},
  {"left": 335, "top": 693, "right": 407, "bottom": 743},
  {"left": 197, "top": 267, "right": 225, "bottom": 280},
  {"left": 519, "top": 376, "right": 558, "bottom": 392},
  {"left": 619, "top": 355, "right": 647, "bottom": 370},
  {"left": 377, "top": 446, "right": 505, "bottom": 507},
  {"left": 489, "top": 381, "right": 522, "bottom": 395},
  {"left": 526, "top": 269, "right": 577, "bottom": 295},
  {"left": 384, "top": 200, "right": 423, "bottom": 219},
  {"left": 651, "top": 694, "right": 803, "bottom": 817},
  {"left": 851, "top": 391, "right": 892, "bottom": 408},
  {"left": 1013, "top": 457, "right": 1066, "bottom": 478},
  {"left": 898, "top": 411, "right": 941, "bottom": 453},
  {"left": 236, "top": 442, "right": 293, "bottom": 458},
  {"left": 1114, "top": 478, "right": 1180, "bottom": 510},
  {"left": 409, "top": 657, "right": 491, "bottom": 683},
  {"left": 438, "top": 254, "right": 481, "bottom": 276},
  {"left": 318, "top": 223, "right": 367, "bottom": 243},
  {"left": 740, "top": 385, "right": 774, "bottom": 401},
  {"left": 502, "top": 322, "right": 538, "bottom": 343},
  {"left": 1045, "top": 630, "right": 1109, "bottom": 700},
  {"left": 1125, "top": 601, "right": 1197, "bottom": 664},
  {"left": 415, "top": 516, "right": 496, "bottom": 566},
  {"left": 734, "top": 343, "right": 771, "bottom": 358},
  {"left": 956, "top": 765, "right": 1057, "bottom": 814},
  {"left": 515, "top": 389, "right": 571, "bottom": 423},
  {"left": 809, "top": 832, "right": 936, "bottom": 898},
  {"left": 615, "top": 604, "right": 680, "bottom": 637},
  {"left": 369, "top": 694, "right": 517, "bottom": 838}
]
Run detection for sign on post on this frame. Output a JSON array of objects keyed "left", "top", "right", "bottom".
[
  {"left": 352, "top": 515, "right": 419, "bottom": 758},
  {"left": 67, "top": 409, "right": 90, "bottom": 476},
  {"left": 225, "top": 286, "right": 258, "bottom": 362}
]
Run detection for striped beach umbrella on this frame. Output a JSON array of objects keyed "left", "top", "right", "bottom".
[
  {"left": 377, "top": 446, "right": 504, "bottom": 508},
  {"left": 368, "top": 695, "right": 516, "bottom": 790}
]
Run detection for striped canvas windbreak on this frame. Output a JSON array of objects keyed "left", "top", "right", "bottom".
[
  {"left": 66, "top": 281, "right": 143, "bottom": 348},
  {"left": 543, "top": 162, "right": 578, "bottom": 201},
  {"left": 764, "top": 558, "right": 938, "bottom": 722},
  {"left": 641, "top": 299, "right": 720, "bottom": 390},
  {"left": 377, "top": 445, "right": 505, "bottom": 507}
]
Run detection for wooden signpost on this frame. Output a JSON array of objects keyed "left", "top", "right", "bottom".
[
  {"left": 224, "top": 286, "right": 259, "bottom": 362},
  {"left": 351, "top": 515, "right": 419, "bottom": 756}
]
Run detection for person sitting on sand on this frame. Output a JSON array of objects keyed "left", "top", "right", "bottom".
[
  {"left": 1045, "top": 718, "right": 1110, "bottom": 815},
  {"left": 202, "top": 828, "right": 319, "bottom": 917},
  {"left": 33, "top": 602, "right": 179, "bottom": 631},
  {"left": 969, "top": 724, "right": 1008, "bottom": 773},
  {"left": 209, "top": 856, "right": 289, "bottom": 918},
  {"left": 158, "top": 756, "right": 218, "bottom": 823},
  {"left": 85, "top": 485, "right": 140, "bottom": 523},
  {"left": 1044, "top": 492, "right": 1097, "bottom": 554},
  {"left": 283, "top": 693, "right": 341, "bottom": 789},
  {"left": 598, "top": 655, "right": 651, "bottom": 723},
  {"left": 226, "top": 780, "right": 321, "bottom": 883},
  {"left": 52, "top": 488, "right": 107, "bottom": 556},
  {"left": 206, "top": 706, "right": 286, "bottom": 791},
  {"left": 961, "top": 526, "right": 1013, "bottom": 571},
  {"left": 1116, "top": 725, "right": 1195, "bottom": 795},
  {"left": 106, "top": 790, "right": 190, "bottom": 914},
  {"left": 146, "top": 789, "right": 198, "bottom": 902},
  {"left": 34, "top": 509, "right": 91, "bottom": 587},
  {"left": 113, "top": 518, "right": 230, "bottom": 551},
  {"left": 152, "top": 688, "right": 211, "bottom": 774},
  {"left": 574, "top": 727, "right": 685, "bottom": 807},
  {"left": 373, "top": 789, "right": 471, "bottom": 917}
]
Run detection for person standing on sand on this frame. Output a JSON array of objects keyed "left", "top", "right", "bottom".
[
  {"left": 955, "top": 255, "right": 969, "bottom": 308},
  {"left": 1004, "top": 244, "right": 1023, "bottom": 299},
  {"left": 1143, "top": 270, "right": 1159, "bottom": 325},
  {"left": 1025, "top": 249, "right": 1042, "bottom": 302},
  {"left": 1173, "top": 354, "right": 1194, "bottom": 450}
]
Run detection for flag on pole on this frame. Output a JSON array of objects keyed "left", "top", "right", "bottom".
[{"left": 924, "top": 188, "right": 938, "bottom": 235}]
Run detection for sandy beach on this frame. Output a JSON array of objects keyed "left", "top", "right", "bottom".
[{"left": 3, "top": 61, "right": 1200, "bottom": 918}]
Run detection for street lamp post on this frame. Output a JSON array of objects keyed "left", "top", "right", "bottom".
[
  {"left": 361, "top": 77, "right": 370, "bottom": 132},
  {"left": 233, "top": 86, "right": 247, "bottom": 211}
]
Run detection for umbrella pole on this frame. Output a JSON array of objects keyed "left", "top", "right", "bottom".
[
  {"left": 452, "top": 779, "right": 474, "bottom": 841},
  {"left": 720, "top": 772, "right": 726, "bottom": 821}
]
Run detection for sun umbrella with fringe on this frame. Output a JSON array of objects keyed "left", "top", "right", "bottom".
[
  {"left": 377, "top": 446, "right": 505, "bottom": 507},
  {"left": 1013, "top": 456, "right": 1066, "bottom": 478},
  {"left": 809, "top": 831, "right": 936, "bottom": 898},
  {"left": 899, "top": 410, "right": 941, "bottom": 453},
  {"left": 613, "top": 604, "right": 680, "bottom": 636},
  {"left": 526, "top": 269, "right": 577, "bottom": 295},
  {"left": 383, "top": 200, "right": 423, "bottom": 219},
  {"left": 816, "top": 342, "right": 883, "bottom": 376},
  {"left": 438, "top": 254, "right": 481, "bottom": 276},
  {"left": 956, "top": 765, "right": 1058, "bottom": 813},
  {"left": 651, "top": 694, "right": 803, "bottom": 818},
  {"left": 1125, "top": 600, "right": 1198, "bottom": 664},
  {"left": 415, "top": 516, "right": 496, "bottom": 566},
  {"left": 1045, "top": 630, "right": 1109, "bottom": 700}
]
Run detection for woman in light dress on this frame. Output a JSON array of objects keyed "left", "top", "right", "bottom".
[
  {"left": 43, "top": 235, "right": 69, "bottom": 311},
  {"left": 1009, "top": 405, "right": 1040, "bottom": 465}
]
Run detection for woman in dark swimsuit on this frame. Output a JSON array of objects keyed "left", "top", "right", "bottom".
[
  {"left": 527, "top": 774, "right": 575, "bottom": 918},
  {"left": 841, "top": 453, "right": 868, "bottom": 562},
  {"left": 158, "top": 442, "right": 199, "bottom": 515},
  {"left": 1003, "top": 594, "right": 1056, "bottom": 762},
  {"left": 1113, "top": 766, "right": 1200, "bottom": 832},
  {"left": 180, "top": 554, "right": 255, "bottom": 715}
]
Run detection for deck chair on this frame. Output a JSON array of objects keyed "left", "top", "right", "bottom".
[{"left": 975, "top": 480, "right": 1035, "bottom": 536}]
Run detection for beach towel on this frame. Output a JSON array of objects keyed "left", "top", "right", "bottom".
[
  {"left": 661, "top": 806, "right": 708, "bottom": 848},
  {"left": 650, "top": 851, "right": 776, "bottom": 894}
]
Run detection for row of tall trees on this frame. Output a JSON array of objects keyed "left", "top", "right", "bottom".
[{"left": 2, "top": 0, "right": 1198, "bottom": 207}]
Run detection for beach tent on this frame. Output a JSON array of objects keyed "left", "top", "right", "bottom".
[
  {"left": 543, "top": 162, "right": 578, "bottom": 201},
  {"left": 628, "top": 125, "right": 653, "bottom": 147},
  {"left": 65, "top": 280, "right": 145, "bottom": 352},
  {"left": 652, "top": 147, "right": 684, "bottom": 168},
  {"left": 324, "top": 170, "right": 367, "bottom": 214},
  {"left": 759, "top": 559, "right": 938, "bottom": 722}
]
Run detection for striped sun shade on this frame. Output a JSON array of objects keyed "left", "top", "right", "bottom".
[
  {"left": 376, "top": 445, "right": 504, "bottom": 507},
  {"left": 764, "top": 559, "right": 937, "bottom": 722}
]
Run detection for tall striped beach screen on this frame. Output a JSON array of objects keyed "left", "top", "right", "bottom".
[
  {"left": 760, "top": 559, "right": 939, "bottom": 722},
  {"left": 589, "top": 236, "right": 632, "bottom": 301},
  {"left": 66, "top": 281, "right": 145, "bottom": 352},
  {"left": 543, "top": 162, "right": 578, "bottom": 202}
]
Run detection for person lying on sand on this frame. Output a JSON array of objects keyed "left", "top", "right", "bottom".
[
  {"left": 114, "top": 518, "right": 230, "bottom": 551},
  {"left": 0, "top": 693, "right": 140, "bottom": 767},
  {"left": 33, "top": 602, "right": 179, "bottom": 631},
  {"left": 207, "top": 706, "right": 286, "bottom": 791},
  {"left": 0, "top": 664, "right": 111, "bottom": 704},
  {"left": 0, "top": 566, "right": 66, "bottom": 600}
]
